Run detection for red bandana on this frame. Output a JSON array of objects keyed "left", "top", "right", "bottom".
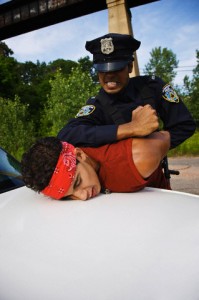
[{"left": 41, "top": 142, "right": 76, "bottom": 200}]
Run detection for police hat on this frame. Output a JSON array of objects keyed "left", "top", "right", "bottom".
[{"left": 85, "top": 33, "right": 141, "bottom": 72}]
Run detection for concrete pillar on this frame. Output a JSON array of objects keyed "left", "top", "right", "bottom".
[{"left": 106, "top": 0, "right": 139, "bottom": 77}]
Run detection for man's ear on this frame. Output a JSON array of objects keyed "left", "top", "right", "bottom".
[
  {"left": 128, "top": 62, "right": 133, "bottom": 73},
  {"left": 75, "top": 148, "right": 87, "bottom": 162}
]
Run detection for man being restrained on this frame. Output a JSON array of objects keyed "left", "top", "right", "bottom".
[{"left": 21, "top": 131, "right": 170, "bottom": 201}]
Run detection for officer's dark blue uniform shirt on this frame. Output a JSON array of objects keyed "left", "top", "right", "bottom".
[{"left": 58, "top": 75, "right": 196, "bottom": 149}]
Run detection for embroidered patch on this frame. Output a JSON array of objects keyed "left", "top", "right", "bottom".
[
  {"left": 100, "top": 37, "right": 114, "bottom": 55},
  {"left": 75, "top": 105, "right": 96, "bottom": 117},
  {"left": 162, "top": 84, "right": 179, "bottom": 103}
]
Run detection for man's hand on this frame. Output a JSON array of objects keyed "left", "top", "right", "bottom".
[{"left": 117, "top": 105, "right": 159, "bottom": 140}]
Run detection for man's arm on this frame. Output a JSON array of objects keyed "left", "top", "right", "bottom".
[{"left": 132, "top": 131, "right": 170, "bottom": 179}]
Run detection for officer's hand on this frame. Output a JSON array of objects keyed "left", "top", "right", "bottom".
[
  {"left": 132, "top": 105, "right": 159, "bottom": 135},
  {"left": 117, "top": 105, "right": 159, "bottom": 140}
]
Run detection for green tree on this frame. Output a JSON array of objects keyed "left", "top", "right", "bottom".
[
  {"left": 0, "top": 42, "right": 21, "bottom": 99},
  {"left": 16, "top": 60, "right": 52, "bottom": 135},
  {"left": 143, "top": 47, "right": 179, "bottom": 83},
  {"left": 16, "top": 59, "right": 79, "bottom": 132},
  {"left": 48, "top": 59, "right": 78, "bottom": 77},
  {"left": 0, "top": 96, "right": 35, "bottom": 160},
  {"left": 182, "top": 50, "right": 199, "bottom": 124},
  {"left": 17, "top": 61, "right": 50, "bottom": 106},
  {"left": 41, "top": 65, "right": 100, "bottom": 136},
  {"left": 0, "top": 41, "right": 13, "bottom": 57},
  {"left": 78, "top": 56, "right": 98, "bottom": 82}
]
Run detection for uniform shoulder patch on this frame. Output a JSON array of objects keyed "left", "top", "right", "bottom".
[
  {"left": 75, "top": 105, "right": 96, "bottom": 118},
  {"left": 162, "top": 84, "right": 179, "bottom": 103}
]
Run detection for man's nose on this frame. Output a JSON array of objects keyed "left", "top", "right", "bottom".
[{"left": 75, "top": 188, "right": 88, "bottom": 201}]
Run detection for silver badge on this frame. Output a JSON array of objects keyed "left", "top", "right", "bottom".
[{"left": 100, "top": 38, "right": 114, "bottom": 55}]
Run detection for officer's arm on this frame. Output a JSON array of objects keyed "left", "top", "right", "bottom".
[
  {"left": 58, "top": 98, "right": 118, "bottom": 147},
  {"left": 155, "top": 77, "right": 196, "bottom": 149},
  {"left": 117, "top": 105, "right": 159, "bottom": 140},
  {"left": 58, "top": 119, "right": 117, "bottom": 147},
  {"left": 161, "top": 101, "right": 196, "bottom": 149}
]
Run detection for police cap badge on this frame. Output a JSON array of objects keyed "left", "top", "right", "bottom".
[{"left": 101, "top": 37, "right": 114, "bottom": 55}]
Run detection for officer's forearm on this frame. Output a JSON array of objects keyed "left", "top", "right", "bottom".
[
  {"left": 117, "top": 123, "right": 137, "bottom": 140},
  {"left": 116, "top": 121, "right": 157, "bottom": 140},
  {"left": 167, "top": 121, "right": 196, "bottom": 149},
  {"left": 117, "top": 106, "right": 159, "bottom": 140},
  {"left": 58, "top": 123, "right": 117, "bottom": 147}
]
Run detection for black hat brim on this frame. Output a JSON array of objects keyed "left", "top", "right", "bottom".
[{"left": 94, "top": 61, "right": 130, "bottom": 72}]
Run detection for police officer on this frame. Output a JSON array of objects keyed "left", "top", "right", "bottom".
[{"left": 58, "top": 33, "right": 196, "bottom": 150}]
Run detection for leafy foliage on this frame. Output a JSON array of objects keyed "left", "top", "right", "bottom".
[
  {"left": 41, "top": 66, "right": 100, "bottom": 136},
  {"left": 0, "top": 55, "right": 20, "bottom": 99},
  {"left": 78, "top": 56, "right": 98, "bottom": 82},
  {"left": 169, "top": 130, "right": 199, "bottom": 156},
  {"left": 144, "top": 47, "right": 178, "bottom": 83},
  {"left": 182, "top": 50, "right": 199, "bottom": 124},
  {"left": 0, "top": 41, "right": 13, "bottom": 57},
  {"left": 48, "top": 59, "right": 78, "bottom": 77},
  {"left": 0, "top": 96, "right": 34, "bottom": 160}
]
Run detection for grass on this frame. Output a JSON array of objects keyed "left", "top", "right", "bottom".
[{"left": 168, "top": 130, "right": 199, "bottom": 157}]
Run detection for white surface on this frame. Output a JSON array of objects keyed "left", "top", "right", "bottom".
[{"left": 0, "top": 187, "right": 199, "bottom": 300}]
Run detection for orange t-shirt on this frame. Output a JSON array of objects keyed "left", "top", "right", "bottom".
[{"left": 81, "top": 139, "right": 170, "bottom": 193}]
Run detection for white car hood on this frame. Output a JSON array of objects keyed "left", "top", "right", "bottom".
[{"left": 0, "top": 187, "right": 199, "bottom": 300}]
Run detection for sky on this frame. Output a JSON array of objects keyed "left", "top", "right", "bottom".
[{"left": 1, "top": 0, "right": 199, "bottom": 86}]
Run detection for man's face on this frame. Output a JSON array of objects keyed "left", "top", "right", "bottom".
[
  {"left": 64, "top": 158, "right": 101, "bottom": 201},
  {"left": 98, "top": 64, "right": 132, "bottom": 94}
]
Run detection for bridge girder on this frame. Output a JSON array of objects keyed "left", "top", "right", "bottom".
[{"left": 0, "top": 0, "right": 158, "bottom": 40}]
